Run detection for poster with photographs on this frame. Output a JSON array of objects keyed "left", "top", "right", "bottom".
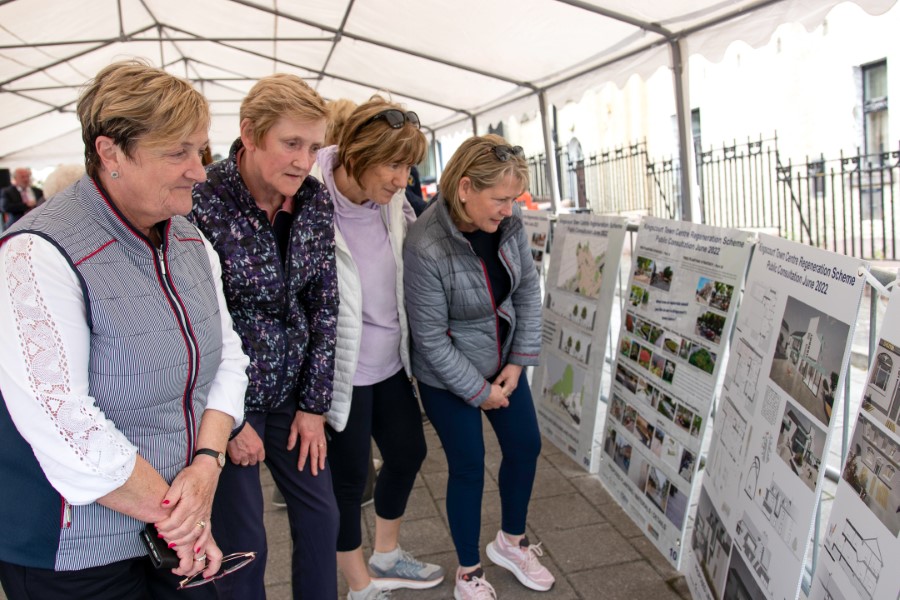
[
  {"left": 597, "top": 217, "right": 754, "bottom": 569},
  {"left": 685, "top": 234, "right": 867, "bottom": 600},
  {"left": 532, "top": 214, "right": 627, "bottom": 472},
  {"left": 809, "top": 288, "right": 900, "bottom": 600},
  {"left": 521, "top": 210, "right": 551, "bottom": 280}
]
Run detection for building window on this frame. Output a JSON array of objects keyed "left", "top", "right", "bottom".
[
  {"left": 871, "top": 352, "right": 892, "bottom": 391},
  {"left": 862, "top": 60, "right": 888, "bottom": 158}
]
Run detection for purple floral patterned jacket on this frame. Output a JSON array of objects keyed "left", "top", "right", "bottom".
[{"left": 190, "top": 139, "right": 338, "bottom": 415}]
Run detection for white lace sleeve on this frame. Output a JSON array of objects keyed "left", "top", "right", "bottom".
[
  {"left": 200, "top": 233, "right": 248, "bottom": 426},
  {"left": 0, "top": 234, "right": 137, "bottom": 505}
]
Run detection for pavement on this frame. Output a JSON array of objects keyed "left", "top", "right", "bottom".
[{"left": 260, "top": 419, "right": 690, "bottom": 600}]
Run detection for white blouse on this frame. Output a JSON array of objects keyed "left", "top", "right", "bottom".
[{"left": 0, "top": 233, "right": 248, "bottom": 505}]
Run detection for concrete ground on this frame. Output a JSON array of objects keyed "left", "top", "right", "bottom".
[{"left": 261, "top": 418, "right": 689, "bottom": 600}]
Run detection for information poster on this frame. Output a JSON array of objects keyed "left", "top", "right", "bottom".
[
  {"left": 532, "top": 214, "right": 627, "bottom": 472},
  {"left": 521, "top": 210, "right": 551, "bottom": 278},
  {"left": 596, "top": 217, "right": 754, "bottom": 569},
  {"left": 809, "top": 289, "right": 900, "bottom": 600},
  {"left": 685, "top": 234, "right": 866, "bottom": 600}
]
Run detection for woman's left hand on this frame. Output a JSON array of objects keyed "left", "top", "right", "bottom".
[
  {"left": 494, "top": 364, "right": 524, "bottom": 399},
  {"left": 154, "top": 462, "right": 220, "bottom": 548}
]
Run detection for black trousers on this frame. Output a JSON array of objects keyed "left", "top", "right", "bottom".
[
  {"left": 327, "top": 369, "right": 427, "bottom": 551},
  {"left": 0, "top": 556, "right": 216, "bottom": 600}
]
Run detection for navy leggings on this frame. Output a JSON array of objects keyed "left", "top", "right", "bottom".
[
  {"left": 418, "top": 370, "right": 541, "bottom": 567},
  {"left": 211, "top": 398, "right": 339, "bottom": 600},
  {"left": 328, "top": 369, "right": 427, "bottom": 552}
]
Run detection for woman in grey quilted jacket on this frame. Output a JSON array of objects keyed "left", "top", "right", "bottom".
[{"left": 403, "top": 135, "right": 554, "bottom": 599}]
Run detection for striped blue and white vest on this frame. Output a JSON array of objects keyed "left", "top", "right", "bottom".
[{"left": 0, "top": 175, "right": 224, "bottom": 570}]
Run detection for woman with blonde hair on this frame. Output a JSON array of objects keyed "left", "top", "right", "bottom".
[
  {"left": 0, "top": 60, "right": 249, "bottom": 599},
  {"left": 191, "top": 73, "right": 339, "bottom": 599},
  {"left": 404, "top": 135, "right": 552, "bottom": 599},
  {"left": 318, "top": 96, "right": 443, "bottom": 600}
]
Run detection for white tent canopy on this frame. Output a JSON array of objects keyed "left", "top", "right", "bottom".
[{"left": 1, "top": 0, "right": 895, "bottom": 178}]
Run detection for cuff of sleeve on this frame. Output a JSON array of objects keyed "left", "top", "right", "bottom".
[{"left": 228, "top": 421, "right": 247, "bottom": 441}]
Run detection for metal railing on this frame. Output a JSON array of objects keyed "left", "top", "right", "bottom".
[{"left": 529, "top": 136, "right": 900, "bottom": 260}]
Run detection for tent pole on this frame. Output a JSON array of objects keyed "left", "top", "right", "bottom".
[
  {"left": 670, "top": 38, "right": 693, "bottom": 222},
  {"left": 538, "top": 91, "right": 561, "bottom": 214}
]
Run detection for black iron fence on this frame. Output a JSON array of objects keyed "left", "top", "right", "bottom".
[{"left": 527, "top": 136, "right": 900, "bottom": 260}]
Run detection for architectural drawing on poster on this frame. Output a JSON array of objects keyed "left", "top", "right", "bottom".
[
  {"left": 775, "top": 400, "right": 826, "bottom": 493},
  {"left": 546, "top": 292, "right": 598, "bottom": 331},
  {"left": 692, "top": 489, "right": 733, "bottom": 600},
  {"left": 861, "top": 337, "right": 900, "bottom": 434},
  {"left": 752, "top": 475, "right": 800, "bottom": 556},
  {"left": 841, "top": 413, "right": 900, "bottom": 536},
  {"left": 769, "top": 296, "right": 850, "bottom": 427},
  {"left": 823, "top": 518, "right": 882, "bottom": 600},
  {"left": 725, "top": 338, "right": 763, "bottom": 412},
  {"left": 734, "top": 513, "right": 772, "bottom": 592},
  {"left": 707, "top": 397, "right": 749, "bottom": 502},
  {"left": 736, "top": 282, "right": 777, "bottom": 353},
  {"left": 557, "top": 326, "right": 592, "bottom": 364},
  {"left": 539, "top": 354, "right": 587, "bottom": 427},
  {"left": 556, "top": 234, "right": 606, "bottom": 300}
]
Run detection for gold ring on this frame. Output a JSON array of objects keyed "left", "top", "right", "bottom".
[
  {"left": 194, "top": 554, "right": 207, "bottom": 562},
  {"left": 196, "top": 520, "right": 206, "bottom": 529},
  {"left": 318, "top": 442, "right": 326, "bottom": 447}
]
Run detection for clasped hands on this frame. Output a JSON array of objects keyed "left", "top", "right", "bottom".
[{"left": 481, "top": 364, "right": 523, "bottom": 410}]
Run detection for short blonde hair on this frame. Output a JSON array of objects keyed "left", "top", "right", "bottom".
[
  {"left": 440, "top": 134, "right": 529, "bottom": 226},
  {"left": 240, "top": 74, "right": 327, "bottom": 147},
  {"left": 325, "top": 98, "right": 358, "bottom": 146},
  {"left": 42, "top": 164, "right": 85, "bottom": 198},
  {"left": 337, "top": 96, "right": 426, "bottom": 188},
  {"left": 77, "top": 60, "right": 210, "bottom": 178}
]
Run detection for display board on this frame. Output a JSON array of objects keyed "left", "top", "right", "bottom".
[
  {"left": 808, "top": 288, "right": 900, "bottom": 600},
  {"left": 532, "top": 214, "right": 627, "bottom": 472},
  {"left": 596, "top": 217, "right": 754, "bottom": 569},
  {"left": 520, "top": 210, "right": 551, "bottom": 278},
  {"left": 685, "top": 234, "right": 867, "bottom": 600}
]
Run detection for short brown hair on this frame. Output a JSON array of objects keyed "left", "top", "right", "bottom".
[
  {"left": 337, "top": 96, "right": 426, "bottom": 188},
  {"left": 240, "top": 74, "right": 327, "bottom": 147},
  {"left": 325, "top": 98, "right": 358, "bottom": 147},
  {"left": 440, "top": 134, "right": 529, "bottom": 226},
  {"left": 77, "top": 60, "right": 210, "bottom": 178}
]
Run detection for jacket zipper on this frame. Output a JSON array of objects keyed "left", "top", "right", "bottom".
[
  {"left": 476, "top": 258, "right": 503, "bottom": 374},
  {"left": 155, "top": 244, "right": 200, "bottom": 463},
  {"left": 60, "top": 498, "right": 72, "bottom": 528}
]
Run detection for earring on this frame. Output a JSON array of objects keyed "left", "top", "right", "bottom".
[
  {"left": 110, "top": 171, "right": 119, "bottom": 179},
  {"left": 461, "top": 198, "right": 466, "bottom": 203}
]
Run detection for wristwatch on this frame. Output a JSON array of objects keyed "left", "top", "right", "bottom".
[{"left": 193, "top": 448, "right": 226, "bottom": 468}]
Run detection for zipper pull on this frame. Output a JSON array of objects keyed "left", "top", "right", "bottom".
[
  {"left": 62, "top": 499, "right": 72, "bottom": 528},
  {"left": 157, "top": 247, "right": 166, "bottom": 277}
]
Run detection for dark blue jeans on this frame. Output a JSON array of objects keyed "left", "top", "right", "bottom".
[
  {"left": 327, "top": 369, "right": 427, "bottom": 551},
  {"left": 211, "top": 399, "right": 339, "bottom": 600},
  {"left": 418, "top": 370, "right": 541, "bottom": 567}
]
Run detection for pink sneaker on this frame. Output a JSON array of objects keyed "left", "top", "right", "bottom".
[
  {"left": 454, "top": 568, "right": 496, "bottom": 600},
  {"left": 485, "top": 531, "right": 555, "bottom": 592}
]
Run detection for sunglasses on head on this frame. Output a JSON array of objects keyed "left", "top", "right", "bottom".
[
  {"left": 486, "top": 145, "right": 525, "bottom": 162},
  {"left": 359, "top": 109, "right": 420, "bottom": 133}
]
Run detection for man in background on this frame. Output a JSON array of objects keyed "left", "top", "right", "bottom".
[{"left": 1, "top": 167, "right": 44, "bottom": 230}]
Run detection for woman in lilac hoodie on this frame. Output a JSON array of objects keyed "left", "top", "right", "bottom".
[{"left": 318, "top": 97, "right": 443, "bottom": 600}]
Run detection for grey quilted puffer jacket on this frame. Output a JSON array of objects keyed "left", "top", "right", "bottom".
[{"left": 403, "top": 196, "right": 542, "bottom": 407}]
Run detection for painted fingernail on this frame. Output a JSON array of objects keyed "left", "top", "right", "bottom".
[
  {"left": 168, "top": 542, "right": 176, "bottom": 549},
  {"left": 162, "top": 499, "right": 170, "bottom": 505},
  {"left": 195, "top": 547, "right": 201, "bottom": 553},
  {"left": 157, "top": 533, "right": 164, "bottom": 539}
]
